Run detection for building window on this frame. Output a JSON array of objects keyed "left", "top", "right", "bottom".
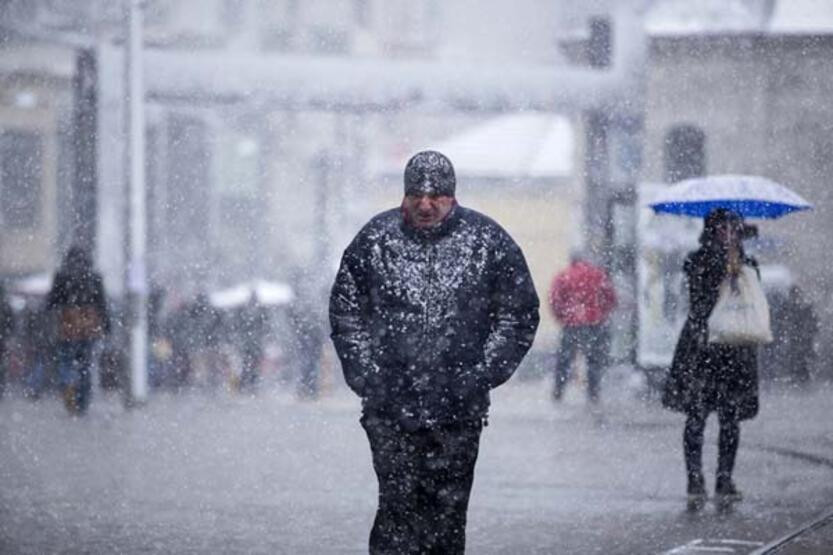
[
  {"left": 0, "top": 129, "right": 43, "bottom": 230},
  {"left": 664, "top": 124, "right": 705, "bottom": 183}
]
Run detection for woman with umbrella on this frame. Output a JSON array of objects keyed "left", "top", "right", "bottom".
[
  {"left": 652, "top": 175, "right": 810, "bottom": 508},
  {"left": 662, "top": 208, "right": 760, "bottom": 508}
]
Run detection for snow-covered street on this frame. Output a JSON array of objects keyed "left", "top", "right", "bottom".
[{"left": 2, "top": 380, "right": 831, "bottom": 554}]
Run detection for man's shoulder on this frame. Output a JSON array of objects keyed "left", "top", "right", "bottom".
[
  {"left": 457, "top": 206, "right": 512, "bottom": 239},
  {"left": 347, "top": 208, "right": 401, "bottom": 247},
  {"left": 366, "top": 207, "right": 401, "bottom": 228}
]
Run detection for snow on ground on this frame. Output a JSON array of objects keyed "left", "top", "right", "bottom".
[{"left": 1, "top": 378, "right": 832, "bottom": 553}]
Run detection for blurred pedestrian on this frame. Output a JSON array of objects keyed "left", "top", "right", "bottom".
[
  {"left": 46, "top": 246, "right": 110, "bottom": 415},
  {"left": 548, "top": 252, "right": 617, "bottom": 403},
  {"left": 760, "top": 286, "right": 790, "bottom": 382},
  {"left": 0, "top": 285, "right": 14, "bottom": 398},
  {"left": 784, "top": 285, "right": 817, "bottom": 384},
  {"left": 236, "top": 294, "right": 269, "bottom": 393},
  {"left": 21, "top": 299, "right": 55, "bottom": 398},
  {"left": 330, "top": 150, "right": 540, "bottom": 554},
  {"left": 662, "top": 209, "right": 761, "bottom": 508},
  {"left": 186, "top": 293, "right": 225, "bottom": 389},
  {"left": 146, "top": 286, "right": 168, "bottom": 388},
  {"left": 164, "top": 302, "right": 194, "bottom": 390}
]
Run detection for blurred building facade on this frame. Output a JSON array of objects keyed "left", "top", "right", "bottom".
[
  {"left": 6, "top": 0, "right": 832, "bottom": 378},
  {"left": 0, "top": 0, "right": 576, "bottom": 302},
  {"left": 0, "top": 44, "right": 74, "bottom": 277}
]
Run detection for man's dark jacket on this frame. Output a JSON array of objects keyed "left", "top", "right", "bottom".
[{"left": 329, "top": 205, "right": 540, "bottom": 427}]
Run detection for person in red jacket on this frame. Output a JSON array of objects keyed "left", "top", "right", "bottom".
[{"left": 549, "top": 252, "right": 617, "bottom": 403}]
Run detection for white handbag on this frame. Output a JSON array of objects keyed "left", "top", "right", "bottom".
[{"left": 707, "top": 265, "right": 774, "bottom": 345}]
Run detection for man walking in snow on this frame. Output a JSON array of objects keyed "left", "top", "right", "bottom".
[
  {"left": 330, "top": 150, "right": 540, "bottom": 554},
  {"left": 548, "top": 252, "right": 616, "bottom": 403}
]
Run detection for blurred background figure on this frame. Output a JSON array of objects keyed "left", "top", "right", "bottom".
[
  {"left": 46, "top": 246, "right": 110, "bottom": 415},
  {"left": 185, "top": 292, "right": 226, "bottom": 390},
  {"left": 762, "top": 284, "right": 818, "bottom": 385},
  {"left": 163, "top": 300, "right": 194, "bottom": 391},
  {"left": 0, "top": 284, "right": 14, "bottom": 399},
  {"left": 144, "top": 286, "right": 171, "bottom": 390},
  {"left": 234, "top": 294, "right": 269, "bottom": 393},
  {"left": 548, "top": 251, "right": 617, "bottom": 404},
  {"left": 785, "top": 286, "right": 818, "bottom": 384},
  {"left": 21, "top": 298, "right": 55, "bottom": 399}
]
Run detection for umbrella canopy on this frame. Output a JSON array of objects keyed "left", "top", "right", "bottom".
[
  {"left": 648, "top": 175, "right": 812, "bottom": 219},
  {"left": 209, "top": 280, "right": 294, "bottom": 309}
]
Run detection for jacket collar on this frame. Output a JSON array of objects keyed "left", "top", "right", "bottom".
[{"left": 400, "top": 202, "right": 462, "bottom": 241}]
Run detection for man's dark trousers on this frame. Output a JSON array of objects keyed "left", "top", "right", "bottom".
[
  {"left": 361, "top": 412, "right": 483, "bottom": 555},
  {"left": 554, "top": 324, "right": 609, "bottom": 402}
]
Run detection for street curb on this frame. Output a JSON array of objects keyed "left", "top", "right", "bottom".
[{"left": 749, "top": 506, "right": 833, "bottom": 554}]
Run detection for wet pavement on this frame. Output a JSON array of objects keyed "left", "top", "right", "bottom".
[
  {"left": 1, "top": 376, "right": 832, "bottom": 554},
  {"left": 749, "top": 508, "right": 833, "bottom": 555}
]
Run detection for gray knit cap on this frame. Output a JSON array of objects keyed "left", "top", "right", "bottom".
[{"left": 403, "top": 150, "right": 456, "bottom": 197}]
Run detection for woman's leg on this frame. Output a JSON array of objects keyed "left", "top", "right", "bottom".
[
  {"left": 716, "top": 414, "right": 741, "bottom": 496},
  {"left": 714, "top": 344, "right": 744, "bottom": 497},
  {"left": 683, "top": 412, "right": 707, "bottom": 494}
]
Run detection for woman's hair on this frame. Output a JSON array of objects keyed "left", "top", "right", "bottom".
[{"left": 700, "top": 208, "right": 743, "bottom": 247}]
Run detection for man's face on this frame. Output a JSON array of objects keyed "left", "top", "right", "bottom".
[{"left": 401, "top": 193, "right": 455, "bottom": 229}]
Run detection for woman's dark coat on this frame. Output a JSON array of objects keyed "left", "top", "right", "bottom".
[{"left": 662, "top": 246, "right": 760, "bottom": 421}]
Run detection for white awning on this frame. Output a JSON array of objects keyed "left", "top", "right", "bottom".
[
  {"left": 374, "top": 113, "right": 574, "bottom": 181},
  {"left": 429, "top": 113, "right": 574, "bottom": 179}
]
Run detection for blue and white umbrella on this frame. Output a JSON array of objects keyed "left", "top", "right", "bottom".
[{"left": 648, "top": 175, "right": 812, "bottom": 219}]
